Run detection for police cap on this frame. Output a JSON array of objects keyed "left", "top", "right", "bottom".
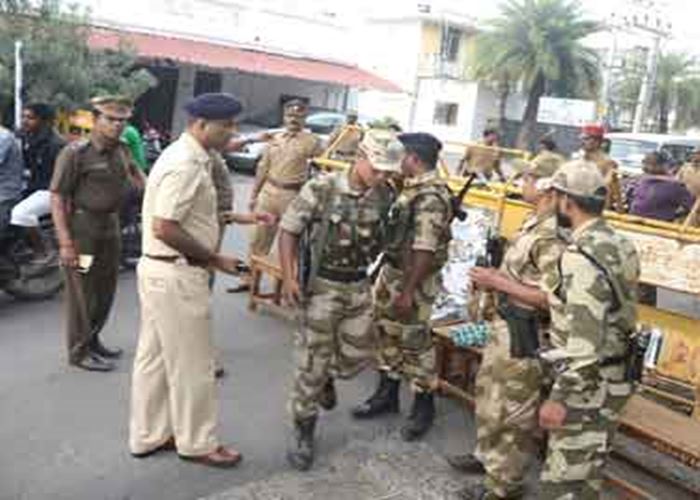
[
  {"left": 284, "top": 99, "right": 308, "bottom": 117},
  {"left": 184, "top": 93, "right": 243, "bottom": 120},
  {"left": 90, "top": 95, "right": 133, "bottom": 119}
]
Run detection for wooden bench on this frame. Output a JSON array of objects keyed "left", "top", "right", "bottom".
[
  {"left": 432, "top": 322, "right": 482, "bottom": 404},
  {"left": 248, "top": 255, "right": 284, "bottom": 312}
]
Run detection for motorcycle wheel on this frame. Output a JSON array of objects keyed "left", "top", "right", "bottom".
[{"left": 4, "top": 266, "right": 63, "bottom": 301}]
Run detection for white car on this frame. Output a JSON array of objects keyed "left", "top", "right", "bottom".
[{"left": 606, "top": 133, "right": 700, "bottom": 176}]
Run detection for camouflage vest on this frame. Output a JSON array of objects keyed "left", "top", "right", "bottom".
[
  {"left": 383, "top": 176, "right": 453, "bottom": 271},
  {"left": 312, "top": 173, "right": 393, "bottom": 278},
  {"left": 554, "top": 219, "right": 640, "bottom": 361}
]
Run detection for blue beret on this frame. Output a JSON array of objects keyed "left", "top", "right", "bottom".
[
  {"left": 398, "top": 132, "right": 443, "bottom": 155},
  {"left": 184, "top": 93, "right": 243, "bottom": 119}
]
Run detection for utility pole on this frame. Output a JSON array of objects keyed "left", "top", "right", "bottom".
[
  {"left": 623, "top": 0, "right": 672, "bottom": 132},
  {"left": 14, "top": 40, "right": 23, "bottom": 130},
  {"left": 632, "top": 35, "right": 660, "bottom": 132}
]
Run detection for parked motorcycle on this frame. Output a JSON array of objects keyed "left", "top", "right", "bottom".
[{"left": 0, "top": 215, "right": 63, "bottom": 300}]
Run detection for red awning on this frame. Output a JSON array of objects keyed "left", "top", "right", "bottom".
[{"left": 88, "top": 28, "right": 401, "bottom": 93}]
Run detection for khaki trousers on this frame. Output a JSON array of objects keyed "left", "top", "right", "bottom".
[
  {"left": 129, "top": 258, "right": 219, "bottom": 456},
  {"left": 64, "top": 235, "right": 120, "bottom": 364},
  {"left": 249, "top": 182, "right": 299, "bottom": 257}
]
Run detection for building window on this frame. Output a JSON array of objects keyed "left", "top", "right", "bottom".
[
  {"left": 441, "top": 27, "right": 463, "bottom": 62},
  {"left": 433, "top": 102, "right": 459, "bottom": 126}
]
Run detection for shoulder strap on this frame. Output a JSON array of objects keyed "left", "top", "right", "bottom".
[
  {"left": 307, "top": 175, "right": 338, "bottom": 286},
  {"left": 574, "top": 243, "right": 622, "bottom": 313}
]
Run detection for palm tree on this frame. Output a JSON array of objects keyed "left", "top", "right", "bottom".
[
  {"left": 478, "top": 0, "right": 601, "bottom": 149},
  {"left": 653, "top": 52, "right": 694, "bottom": 133},
  {"left": 470, "top": 33, "right": 517, "bottom": 133}
]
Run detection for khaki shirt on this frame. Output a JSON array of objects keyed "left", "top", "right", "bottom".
[
  {"left": 209, "top": 151, "right": 233, "bottom": 215},
  {"left": 257, "top": 131, "right": 322, "bottom": 184},
  {"left": 141, "top": 133, "right": 219, "bottom": 257},
  {"left": 328, "top": 125, "right": 363, "bottom": 158},
  {"left": 585, "top": 150, "right": 622, "bottom": 211},
  {"left": 50, "top": 135, "right": 131, "bottom": 214},
  {"left": 678, "top": 162, "right": 700, "bottom": 197},
  {"left": 460, "top": 142, "right": 501, "bottom": 178}
]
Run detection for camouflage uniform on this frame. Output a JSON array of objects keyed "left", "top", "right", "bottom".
[
  {"left": 540, "top": 163, "right": 640, "bottom": 499},
  {"left": 531, "top": 150, "right": 565, "bottom": 173},
  {"left": 281, "top": 171, "right": 393, "bottom": 420},
  {"left": 376, "top": 170, "right": 453, "bottom": 389},
  {"left": 474, "top": 214, "right": 566, "bottom": 498}
]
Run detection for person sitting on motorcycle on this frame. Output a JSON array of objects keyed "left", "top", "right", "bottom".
[
  {"left": 0, "top": 119, "right": 24, "bottom": 239},
  {"left": 10, "top": 103, "right": 66, "bottom": 262}
]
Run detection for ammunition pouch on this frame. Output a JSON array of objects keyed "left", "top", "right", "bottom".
[
  {"left": 497, "top": 295, "right": 541, "bottom": 359},
  {"left": 623, "top": 331, "right": 649, "bottom": 383}
]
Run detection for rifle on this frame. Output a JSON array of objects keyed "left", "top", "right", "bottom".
[{"left": 369, "top": 173, "right": 477, "bottom": 283}]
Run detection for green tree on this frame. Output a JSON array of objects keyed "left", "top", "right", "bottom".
[
  {"left": 478, "top": 0, "right": 601, "bottom": 148},
  {"left": 614, "top": 51, "right": 697, "bottom": 132},
  {"left": 470, "top": 34, "right": 517, "bottom": 133},
  {"left": 0, "top": 0, "right": 155, "bottom": 119}
]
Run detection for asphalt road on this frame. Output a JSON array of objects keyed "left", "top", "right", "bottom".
[{"left": 0, "top": 174, "right": 474, "bottom": 500}]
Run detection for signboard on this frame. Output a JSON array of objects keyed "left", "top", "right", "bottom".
[{"left": 537, "top": 97, "right": 596, "bottom": 127}]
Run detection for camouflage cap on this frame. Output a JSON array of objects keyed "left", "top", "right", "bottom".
[
  {"left": 551, "top": 159, "right": 607, "bottom": 200},
  {"left": 90, "top": 95, "right": 133, "bottom": 119},
  {"left": 358, "top": 129, "right": 405, "bottom": 173}
]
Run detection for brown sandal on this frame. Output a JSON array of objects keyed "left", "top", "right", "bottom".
[{"left": 179, "top": 446, "right": 242, "bottom": 469}]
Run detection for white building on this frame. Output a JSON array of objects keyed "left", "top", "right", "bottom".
[
  {"left": 354, "top": 2, "right": 525, "bottom": 143},
  {"left": 79, "top": 0, "right": 398, "bottom": 133}
]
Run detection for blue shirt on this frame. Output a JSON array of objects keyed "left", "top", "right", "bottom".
[{"left": 0, "top": 127, "right": 24, "bottom": 203}]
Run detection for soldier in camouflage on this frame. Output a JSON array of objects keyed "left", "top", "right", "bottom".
[
  {"left": 278, "top": 130, "right": 402, "bottom": 471},
  {"left": 450, "top": 159, "right": 566, "bottom": 500},
  {"left": 352, "top": 133, "right": 452, "bottom": 441},
  {"left": 538, "top": 160, "right": 640, "bottom": 499}
]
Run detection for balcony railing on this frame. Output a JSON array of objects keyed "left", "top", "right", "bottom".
[{"left": 418, "top": 53, "right": 469, "bottom": 80}]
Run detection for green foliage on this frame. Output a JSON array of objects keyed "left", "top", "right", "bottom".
[
  {"left": 474, "top": 0, "right": 601, "bottom": 147},
  {"left": 615, "top": 51, "right": 698, "bottom": 132},
  {"left": 481, "top": 0, "right": 601, "bottom": 97},
  {"left": 0, "top": 0, "right": 155, "bottom": 115},
  {"left": 368, "top": 116, "right": 400, "bottom": 130}
]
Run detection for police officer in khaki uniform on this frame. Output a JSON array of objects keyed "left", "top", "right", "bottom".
[
  {"left": 579, "top": 124, "right": 623, "bottom": 212},
  {"left": 247, "top": 100, "right": 323, "bottom": 259},
  {"left": 352, "top": 133, "right": 452, "bottom": 441},
  {"left": 458, "top": 128, "right": 505, "bottom": 181},
  {"left": 279, "top": 130, "right": 401, "bottom": 471},
  {"left": 129, "top": 93, "right": 244, "bottom": 468},
  {"left": 531, "top": 136, "right": 565, "bottom": 173},
  {"left": 678, "top": 149, "right": 700, "bottom": 197},
  {"left": 327, "top": 110, "right": 364, "bottom": 161},
  {"left": 51, "top": 95, "right": 144, "bottom": 372}
]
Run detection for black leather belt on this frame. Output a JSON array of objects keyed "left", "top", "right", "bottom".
[
  {"left": 145, "top": 254, "right": 208, "bottom": 269},
  {"left": 317, "top": 268, "right": 367, "bottom": 283}
]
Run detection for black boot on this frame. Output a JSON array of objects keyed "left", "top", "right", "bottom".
[
  {"left": 287, "top": 416, "right": 317, "bottom": 471},
  {"left": 446, "top": 453, "right": 486, "bottom": 474},
  {"left": 351, "top": 371, "right": 400, "bottom": 419},
  {"left": 91, "top": 336, "right": 123, "bottom": 359},
  {"left": 318, "top": 377, "right": 337, "bottom": 411},
  {"left": 401, "top": 392, "right": 435, "bottom": 441}
]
